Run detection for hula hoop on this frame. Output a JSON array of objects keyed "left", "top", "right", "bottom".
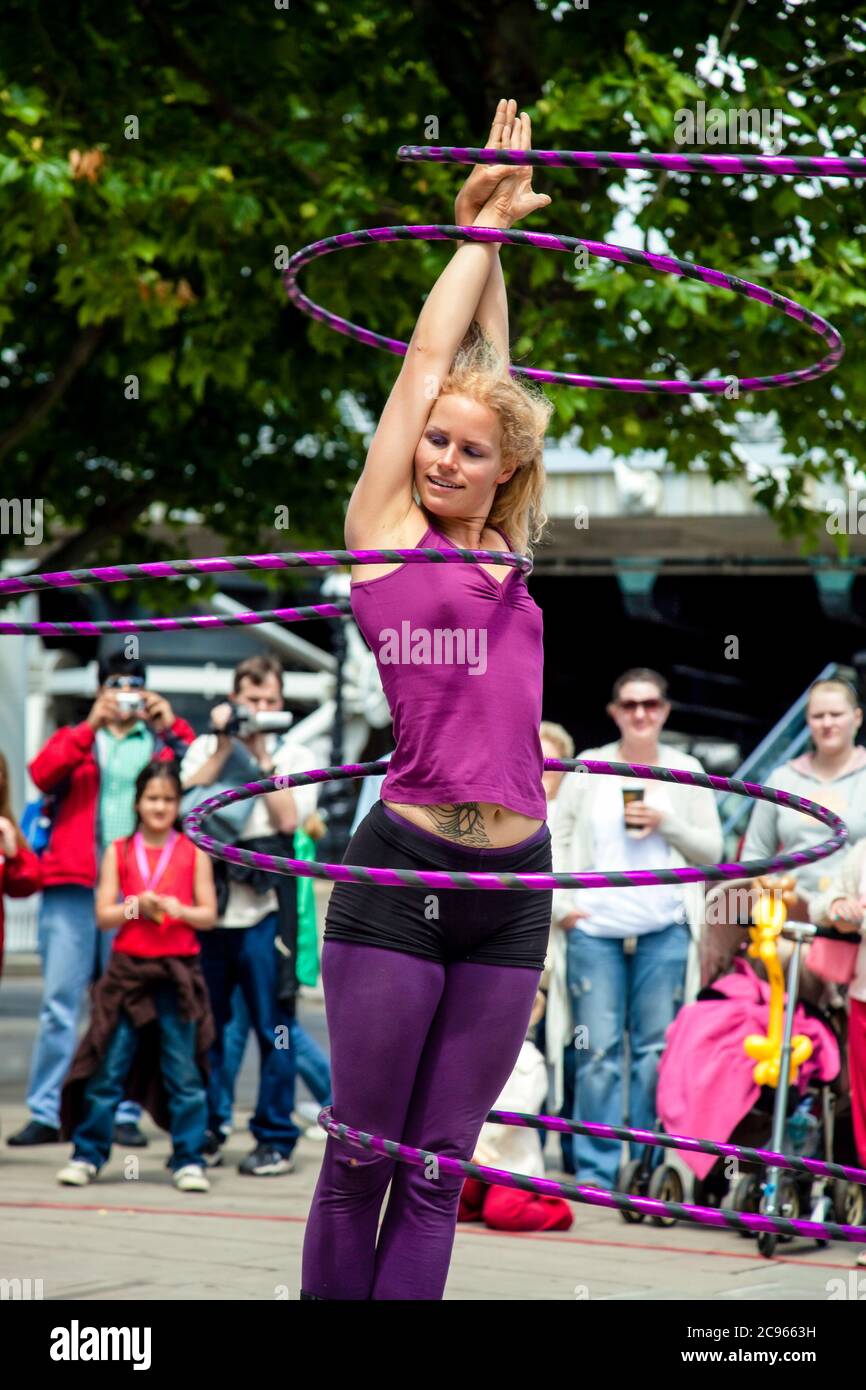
[
  {"left": 1, "top": 550, "right": 847, "bottom": 890},
  {"left": 285, "top": 143, "right": 866, "bottom": 395},
  {"left": 396, "top": 145, "right": 866, "bottom": 178},
  {"left": 0, "top": 603, "right": 352, "bottom": 637},
  {"left": 0, "top": 546, "right": 528, "bottom": 634},
  {"left": 490, "top": 1110, "right": 866, "bottom": 1187},
  {"left": 285, "top": 225, "right": 842, "bottom": 394},
  {"left": 181, "top": 756, "right": 847, "bottom": 890},
  {"left": 0, "top": 546, "right": 531, "bottom": 598},
  {"left": 318, "top": 1107, "right": 866, "bottom": 1245}
]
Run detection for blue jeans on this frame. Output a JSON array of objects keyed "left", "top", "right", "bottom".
[
  {"left": 215, "top": 987, "right": 332, "bottom": 1130},
  {"left": 565, "top": 921, "right": 690, "bottom": 1188},
  {"left": 27, "top": 885, "right": 141, "bottom": 1129},
  {"left": 72, "top": 984, "right": 207, "bottom": 1171},
  {"left": 199, "top": 914, "right": 300, "bottom": 1155}
]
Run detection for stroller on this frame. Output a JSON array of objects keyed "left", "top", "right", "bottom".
[{"left": 621, "top": 876, "right": 860, "bottom": 1259}]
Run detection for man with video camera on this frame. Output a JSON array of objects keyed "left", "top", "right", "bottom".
[{"left": 180, "top": 654, "right": 320, "bottom": 1176}]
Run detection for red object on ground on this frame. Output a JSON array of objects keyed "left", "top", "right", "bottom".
[{"left": 458, "top": 1176, "right": 574, "bottom": 1231}]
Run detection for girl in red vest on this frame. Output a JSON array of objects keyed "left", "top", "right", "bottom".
[{"left": 58, "top": 762, "right": 217, "bottom": 1192}]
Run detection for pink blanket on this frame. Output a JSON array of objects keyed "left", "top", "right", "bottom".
[{"left": 656, "top": 959, "right": 840, "bottom": 1179}]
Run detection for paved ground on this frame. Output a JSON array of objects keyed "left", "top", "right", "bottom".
[{"left": 2, "top": 964, "right": 864, "bottom": 1302}]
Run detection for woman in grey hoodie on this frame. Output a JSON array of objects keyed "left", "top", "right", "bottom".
[{"left": 741, "top": 677, "right": 866, "bottom": 907}]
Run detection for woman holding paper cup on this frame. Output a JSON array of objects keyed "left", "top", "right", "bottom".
[{"left": 550, "top": 669, "right": 723, "bottom": 1190}]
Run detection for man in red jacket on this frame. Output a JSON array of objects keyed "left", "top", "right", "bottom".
[{"left": 7, "top": 651, "right": 195, "bottom": 1148}]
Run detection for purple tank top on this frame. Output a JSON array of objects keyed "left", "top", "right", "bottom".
[{"left": 350, "top": 521, "right": 546, "bottom": 819}]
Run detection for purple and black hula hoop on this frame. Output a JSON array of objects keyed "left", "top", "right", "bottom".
[
  {"left": 0, "top": 550, "right": 848, "bottom": 887},
  {"left": 284, "top": 144, "right": 866, "bottom": 395},
  {"left": 317, "top": 1108, "right": 866, "bottom": 1245},
  {"left": 0, "top": 546, "right": 528, "bottom": 634},
  {"left": 180, "top": 754, "right": 848, "bottom": 891}
]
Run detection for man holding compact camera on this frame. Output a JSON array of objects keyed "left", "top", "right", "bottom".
[
  {"left": 180, "top": 654, "right": 320, "bottom": 1177},
  {"left": 8, "top": 651, "right": 195, "bottom": 1148}
]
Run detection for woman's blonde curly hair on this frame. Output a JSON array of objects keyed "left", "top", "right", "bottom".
[{"left": 420, "top": 321, "right": 554, "bottom": 561}]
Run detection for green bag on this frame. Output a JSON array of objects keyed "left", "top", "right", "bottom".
[{"left": 293, "top": 825, "right": 320, "bottom": 987}]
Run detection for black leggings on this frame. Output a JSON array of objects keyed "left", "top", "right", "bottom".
[{"left": 324, "top": 799, "right": 553, "bottom": 970}]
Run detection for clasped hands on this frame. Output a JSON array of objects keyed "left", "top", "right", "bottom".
[
  {"left": 138, "top": 890, "right": 185, "bottom": 924},
  {"left": 454, "top": 97, "right": 552, "bottom": 232}
]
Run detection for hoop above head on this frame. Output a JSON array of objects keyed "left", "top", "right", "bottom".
[
  {"left": 181, "top": 758, "right": 849, "bottom": 891},
  {"left": 284, "top": 223, "right": 843, "bottom": 394},
  {"left": 396, "top": 145, "right": 866, "bottom": 180},
  {"left": 286, "top": 139, "right": 866, "bottom": 394}
]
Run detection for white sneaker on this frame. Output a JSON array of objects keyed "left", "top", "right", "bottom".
[
  {"left": 304, "top": 1123, "right": 327, "bottom": 1142},
  {"left": 57, "top": 1158, "right": 97, "bottom": 1187},
  {"left": 173, "top": 1163, "right": 211, "bottom": 1193}
]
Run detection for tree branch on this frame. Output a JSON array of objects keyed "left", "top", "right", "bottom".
[
  {"left": 0, "top": 323, "right": 109, "bottom": 466},
  {"left": 777, "top": 51, "right": 857, "bottom": 91},
  {"left": 32, "top": 485, "right": 166, "bottom": 576},
  {"left": 719, "top": 0, "right": 748, "bottom": 54}
]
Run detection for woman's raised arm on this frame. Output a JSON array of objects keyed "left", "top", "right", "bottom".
[
  {"left": 345, "top": 101, "right": 549, "bottom": 547},
  {"left": 345, "top": 229, "right": 505, "bottom": 546},
  {"left": 454, "top": 103, "right": 543, "bottom": 364}
]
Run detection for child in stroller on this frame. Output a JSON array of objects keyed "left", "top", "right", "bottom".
[{"left": 651, "top": 877, "right": 859, "bottom": 1251}]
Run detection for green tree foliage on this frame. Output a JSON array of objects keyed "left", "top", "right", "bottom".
[{"left": 0, "top": 0, "right": 864, "bottom": 588}]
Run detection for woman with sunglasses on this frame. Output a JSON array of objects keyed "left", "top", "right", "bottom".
[{"left": 549, "top": 668, "right": 723, "bottom": 1190}]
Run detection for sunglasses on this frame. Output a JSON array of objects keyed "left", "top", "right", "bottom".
[
  {"left": 104, "top": 675, "right": 145, "bottom": 689},
  {"left": 617, "top": 698, "right": 664, "bottom": 713}
]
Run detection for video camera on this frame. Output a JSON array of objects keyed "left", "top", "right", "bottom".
[{"left": 215, "top": 702, "right": 295, "bottom": 739}]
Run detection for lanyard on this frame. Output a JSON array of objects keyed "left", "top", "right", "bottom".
[{"left": 133, "top": 830, "right": 178, "bottom": 893}]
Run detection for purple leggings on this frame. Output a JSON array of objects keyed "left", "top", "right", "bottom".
[{"left": 301, "top": 940, "right": 542, "bottom": 1300}]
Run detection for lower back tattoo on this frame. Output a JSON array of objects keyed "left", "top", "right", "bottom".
[{"left": 422, "top": 802, "right": 493, "bottom": 846}]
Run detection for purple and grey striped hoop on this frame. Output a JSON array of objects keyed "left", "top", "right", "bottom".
[
  {"left": 490, "top": 1109, "right": 866, "bottom": 1188},
  {"left": 181, "top": 757, "right": 848, "bottom": 890},
  {"left": 3, "top": 551, "right": 846, "bottom": 885},
  {"left": 317, "top": 1107, "right": 866, "bottom": 1245},
  {"left": 284, "top": 144, "right": 866, "bottom": 395},
  {"left": 396, "top": 145, "right": 866, "bottom": 180},
  {"left": 0, "top": 546, "right": 528, "bottom": 635},
  {"left": 0, "top": 603, "right": 352, "bottom": 638}
]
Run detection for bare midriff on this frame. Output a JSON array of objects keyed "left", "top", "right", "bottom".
[{"left": 382, "top": 799, "right": 545, "bottom": 849}]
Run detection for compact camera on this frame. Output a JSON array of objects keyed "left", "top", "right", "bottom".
[{"left": 115, "top": 691, "right": 146, "bottom": 716}]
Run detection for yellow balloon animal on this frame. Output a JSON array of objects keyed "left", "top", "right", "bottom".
[{"left": 742, "top": 875, "right": 813, "bottom": 1088}]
